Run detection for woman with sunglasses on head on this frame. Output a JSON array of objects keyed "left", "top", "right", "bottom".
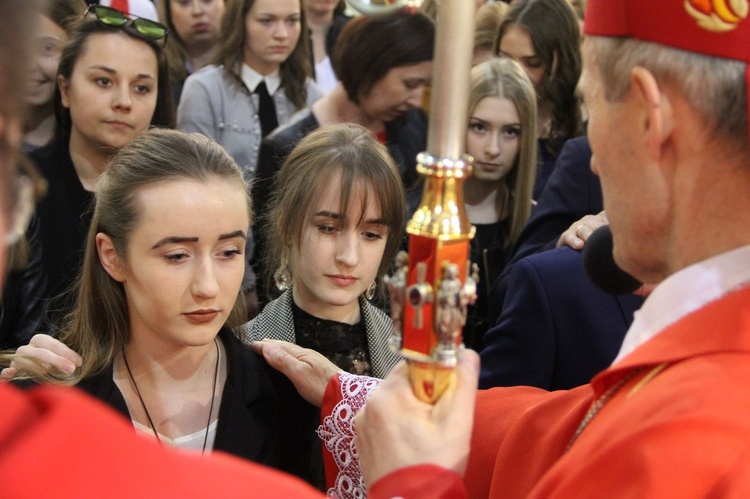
[
  {"left": 156, "top": 0, "right": 226, "bottom": 105},
  {"left": 177, "top": 0, "right": 321, "bottom": 178},
  {"left": 3, "top": 128, "right": 323, "bottom": 484},
  {"left": 242, "top": 124, "right": 404, "bottom": 378},
  {"left": 31, "top": 12, "right": 174, "bottom": 330},
  {"left": 496, "top": 0, "right": 584, "bottom": 199}
]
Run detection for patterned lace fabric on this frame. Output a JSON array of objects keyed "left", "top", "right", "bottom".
[
  {"left": 292, "top": 301, "right": 373, "bottom": 376},
  {"left": 317, "top": 372, "right": 382, "bottom": 499}
]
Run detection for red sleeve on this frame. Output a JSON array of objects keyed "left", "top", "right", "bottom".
[
  {"left": 0, "top": 384, "right": 324, "bottom": 498},
  {"left": 369, "top": 465, "right": 467, "bottom": 499}
]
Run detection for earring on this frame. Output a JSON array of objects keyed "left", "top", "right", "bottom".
[
  {"left": 274, "top": 257, "right": 292, "bottom": 291},
  {"left": 365, "top": 280, "right": 376, "bottom": 300}
]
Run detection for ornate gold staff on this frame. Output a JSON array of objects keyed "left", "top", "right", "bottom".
[{"left": 347, "top": 0, "right": 477, "bottom": 403}]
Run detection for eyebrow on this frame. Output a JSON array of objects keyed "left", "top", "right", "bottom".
[
  {"left": 255, "top": 11, "right": 300, "bottom": 17},
  {"left": 314, "top": 211, "right": 387, "bottom": 225},
  {"left": 150, "top": 230, "right": 247, "bottom": 249},
  {"left": 498, "top": 51, "right": 540, "bottom": 61},
  {"left": 88, "top": 64, "right": 155, "bottom": 81},
  {"left": 470, "top": 116, "right": 522, "bottom": 128}
]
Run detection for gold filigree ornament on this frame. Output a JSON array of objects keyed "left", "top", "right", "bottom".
[{"left": 685, "top": 0, "right": 748, "bottom": 32}]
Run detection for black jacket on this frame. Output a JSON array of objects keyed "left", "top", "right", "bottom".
[
  {"left": 0, "top": 215, "right": 47, "bottom": 348},
  {"left": 77, "top": 328, "right": 324, "bottom": 488}
]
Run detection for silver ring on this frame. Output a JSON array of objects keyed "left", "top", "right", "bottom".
[{"left": 575, "top": 224, "right": 586, "bottom": 237}]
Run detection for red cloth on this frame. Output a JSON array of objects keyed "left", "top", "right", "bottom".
[
  {"left": 369, "top": 465, "right": 467, "bottom": 499},
  {"left": 584, "top": 0, "right": 750, "bottom": 60},
  {"left": 364, "top": 285, "right": 750, "bottom": 497},
  {"left": 109, "top": 0, "right": 129, "bottom": 14},
  {"left": 0, "top": 383, "right": 325, "bottom": 498},
  {"left": 375, "top": 130, "right": 387, "bottom": 145},
  {"left": 320, "top": 374, "right": 344, "bottom": 491}
]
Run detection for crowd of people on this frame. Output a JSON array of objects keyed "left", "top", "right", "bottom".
[{"left": 2, "top": 0, "right": 750, "bottom": 497}]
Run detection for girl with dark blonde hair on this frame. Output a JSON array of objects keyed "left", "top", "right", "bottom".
[
  {"left": 463, "top": 57, "right": 537, "bottom": 349},
  {"left": 242, "top": 124, "right": 405, "bottom": 378}
]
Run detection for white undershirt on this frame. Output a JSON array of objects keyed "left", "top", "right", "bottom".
[
  {"left": 132, "top": 419, "right": 219, "bottom": 453},
  {"left": 314, "top": 56, "right": 338, "bottom": 95},
  {"left": 614, "top": 244, "right": 750, "bottom": 364}
]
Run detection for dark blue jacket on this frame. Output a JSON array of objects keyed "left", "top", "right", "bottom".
[
  {"left": 488, "top": 136, "right": 599, "bottom": 326},
  {"left": 480, "top": 246, "right": 644, "bottom": 390}
]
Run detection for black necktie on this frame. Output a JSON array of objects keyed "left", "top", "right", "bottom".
[{"left": 255, "top": 81, "right": 279, "bottom": 138}]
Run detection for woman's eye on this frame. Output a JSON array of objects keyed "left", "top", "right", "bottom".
[
  {"left": 363, "top": 231, "right": 383, "bottom": 241},
  {"left": 286, "top": 17, "right": 300, "bottom": 26},
  {"left": 259, "top": 18, "right": 273, "bottom": 26},
  {"left": 523, "top": 58, "right": 543, "bottom": 69},
  {"left": 165, "top": 252, "right": 188, "bottom": 262},
  {"left": 317, "top": 224, "right": 338, "bottom": 234},
  {"left": 469, "top": 122, "right": 487, "bottom": 133},
  {"left": 134, "top": 84, "right": 152, "bottom": 94},
  {"left": 504, "top": 126, "right": 521, "bottom": 138},
  {"left": 95, "top": 77, "right": 112, "bottom": 87},
  {"left": 220, "top": 248, "right": 242, "bottom": 259}
]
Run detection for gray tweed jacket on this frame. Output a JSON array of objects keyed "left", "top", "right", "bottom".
[{"left": 239, "top": 289, "right": 401, "bottom": 379}]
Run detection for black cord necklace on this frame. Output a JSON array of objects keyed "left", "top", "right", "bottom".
[{"left": 122, "top": 338, "right": 220, "bottom": 455}]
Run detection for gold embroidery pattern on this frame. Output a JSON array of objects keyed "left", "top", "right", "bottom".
[{"left": 685, "top": 0, "right": 748, "bottom": 32}]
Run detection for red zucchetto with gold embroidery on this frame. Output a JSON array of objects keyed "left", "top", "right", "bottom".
[{"left": 583, "top": 0, "right": 750, "bottom": 138}]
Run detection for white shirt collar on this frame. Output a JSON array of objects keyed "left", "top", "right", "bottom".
[
  {"left": 240, "top": 64, "right": 281, "bottom": 95},
  {"left": 614, "top": 244, "right": 750, "bottom": 364}
]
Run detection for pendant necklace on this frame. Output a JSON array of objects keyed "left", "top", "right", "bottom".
[{"left": 122, "top": 338, "right": 221, "bottom": 455}]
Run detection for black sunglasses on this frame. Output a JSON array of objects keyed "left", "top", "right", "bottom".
[{"left": 84, "top": 5, "right": 169, "bottom": 45}]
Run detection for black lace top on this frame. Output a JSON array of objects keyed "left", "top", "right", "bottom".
[{"left": 291, "top": 301, "right": 373, "bottom": 376}]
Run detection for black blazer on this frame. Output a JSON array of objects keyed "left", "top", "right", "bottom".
[
  {"left": 0, "top": 215, "right": 47, "bottom": 349},
  {"left": 77, "top": 328, "right": 324, "bottom": 488},
  {"left": 480, "top": 246, "right": 644, "bottom": 391}
]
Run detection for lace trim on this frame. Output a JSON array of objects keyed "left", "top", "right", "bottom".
[{"left": 317, "top": 372, "right": 382, "bottom": 499}]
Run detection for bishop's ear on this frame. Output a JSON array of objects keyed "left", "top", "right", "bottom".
[
  {"left": 96, "top": 232, "right": 126, "bottom": 283},
  {"left": 630, "top": 66, "right": 674, "bottom": 160}
]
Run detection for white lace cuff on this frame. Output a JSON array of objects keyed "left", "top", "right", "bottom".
[{"left": 317, "top": 372, "right": 382, "bottom": 498}]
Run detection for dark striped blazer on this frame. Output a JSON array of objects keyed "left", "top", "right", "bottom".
[{"left": 239, "top": 289, "right": 401, "bottom": 379}]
